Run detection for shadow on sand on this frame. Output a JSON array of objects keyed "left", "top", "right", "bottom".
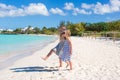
[{"left": 10, "top": 66, "right": 59, "bottom": 72}]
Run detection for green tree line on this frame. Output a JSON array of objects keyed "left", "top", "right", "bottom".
[{"left": 0, "top": 20, "right": 120, "bottom": 36}]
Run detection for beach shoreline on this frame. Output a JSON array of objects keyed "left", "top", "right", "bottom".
[
  {"left": 0, "top": 34, "right": 58, "bottom": 70},
  {"left": 0, "top": 37, "right": 120, "bottom": 80}
]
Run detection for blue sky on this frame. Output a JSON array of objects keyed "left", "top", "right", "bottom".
[{"left": 0, "top": 0, "right": 120, "bottom": 29}]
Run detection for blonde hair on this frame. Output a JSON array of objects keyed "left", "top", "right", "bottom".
[
  {"left": 59, "top": 30, "right": 71, "bottom": 41},
  {"left": 58, "top": 26, "right": 71, "bottom": 41},
  {"left": 66, "top": 30, "right": 71, "bottom": 37}
]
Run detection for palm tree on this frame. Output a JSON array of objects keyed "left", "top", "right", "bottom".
[{"left": 33, "top": 27, "right": 41, "bottom": 34}]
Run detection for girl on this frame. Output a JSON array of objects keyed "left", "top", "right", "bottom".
[
  {"left": 59, "top": 30, "right": 72, "bottom": 70},
  {"left": 41, "top": 26, "right": 67, "bottom": 67},
  {"left": 41, "top": 28, "right": 72, "bottom": 70}
]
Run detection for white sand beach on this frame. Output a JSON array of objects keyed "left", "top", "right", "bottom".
[{"left": 0, "top": 37, "right": 120, "bottom": 80}]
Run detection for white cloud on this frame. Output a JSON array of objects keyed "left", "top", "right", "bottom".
[
  {"left": 81, "top": 0, "right": 120, "bottom": 14},
  {"left": 93, "top": 2, "right": 111, "bottom": 14},
  {"left": 81, "top": 3, "right": 94, "bottom": 9},
  {"left": 64, "top": 0, "right": 120, "bottom": 15},
  {"left": 0, "top": 3, "right": 49, "bottom": 17},
  {"left": 24, "top": 3, "right": 49, "bottom": 16},
  {"left": 73, "top": 8, "right": 92, "bottom": 15},
  {"left": 64, "top": 2, "right": 74, "bottom": 10},
  {"left": 7, "top": 8, "right": 25, "bottom": 17},
  {"left": 64, "top": 2, "right": 92, "bottom": 15},
  {"left": 94, "top": 0, "right": 120, "bottom": 14},
  {"left": 50, "top": 8, "right": 66, "bottom": 16},
  {"left": 64, "top": 1, "right": 120, "bottom": 15},
  {"left": 110, "top": 0, "right": 120, "bottom": 11},
  {"left": 0, "top": 3, "right": 20, "bottom": 17},
  {"left": 0, "top": 0, "right": 120, "bottom": 17},
  {"left": 110, "top": 0, "right": 120, "bottom": 7},
  {"left": 0, "top": 3, "right": 16, "bottom": 10}
]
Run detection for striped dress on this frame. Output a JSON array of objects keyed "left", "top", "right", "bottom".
[
  {"left": 59, "top": 40, "right": 71, "bottom": 62},
  {"left": 52, "top": 40, "right": 64, "bottom": 56}
]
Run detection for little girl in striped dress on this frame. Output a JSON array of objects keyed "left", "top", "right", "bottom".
[
  {"left": 41, "top": 29, "right": 72, "bottom": 70},
  {"left": 59, "top": 31, "right": 72, "bottom": 70}
]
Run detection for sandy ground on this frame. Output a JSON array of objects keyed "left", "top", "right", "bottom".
[{"left": 0, "top": 37, "right": 120, "bottom": 80}]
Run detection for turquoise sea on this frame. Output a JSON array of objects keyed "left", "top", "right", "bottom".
[{"left": 0, "top": 34, "right": 56, "bottom": 69}]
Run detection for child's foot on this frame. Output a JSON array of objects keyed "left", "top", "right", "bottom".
[
  {"left": 56, "top": 65, "right": 62, "bottom": 68},
  {"left": 55, "top": 65, "right": 62, "bottom": 70},
  {"left": 66, "top": 68, "right": 72, "bottom": 71},
  {"left": 41, "top": 57, "right": 47, "bottom": 60},
  {"left": 70, "top": 68, "right": 72, "bottom": 70},
  {"left": 58, "top": 66, "right": 62, "bottom": 71},
  {"left": 66, "top": 63, "right": 69, "bottom": 68},
  {"left": 69, "top": 67, "right": 72, "bottom": 71}
]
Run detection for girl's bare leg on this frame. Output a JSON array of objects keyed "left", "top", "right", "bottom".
[
  {"left": 58, "top": 58, "right": 62, "bottom": 70},
  {"left": 59, "top": 58, "right": 62, "bottom": 67},
  {"left": 66, "top": 61, "right": 69, "bottom": 68},
  {"left": 41, "top": 49, "right": 55, "bottom": 60},
  {"left": 69, "top": 61, "right": 72, "bottom": 70}
]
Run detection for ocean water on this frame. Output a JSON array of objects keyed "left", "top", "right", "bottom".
[
  {"left": 0, "top": 34, "right": 56, "bottom": 54},
  {"left": 0, "top": 34, "right": 57, "bottom": 69}
]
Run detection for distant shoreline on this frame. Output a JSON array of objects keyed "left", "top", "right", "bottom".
[{"left": 0, "top": 35, "right": 58, "bottom": 70}]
